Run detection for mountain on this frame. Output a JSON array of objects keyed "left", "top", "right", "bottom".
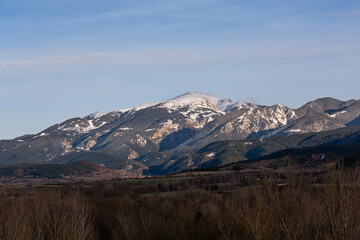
[
  {"left": 0, "top": 92, "right": 359, "bottom": 175},
  {"left": 155, "top": 126, "right": 360, "bottom": 174},
  {"left": 188, "top": 142, "right": 360, "bottom": 176}
]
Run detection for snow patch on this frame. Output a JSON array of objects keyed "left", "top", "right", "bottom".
[
  {"left": 86, "top": 112, "right": 106, "bottom": 119},
  {"left": 134, "top": 102, "right": 162, "bottom": 111},
  {"left": 145, "top": 128, "right": 156, "bottom": 132},
  {"left": 208, "top": 117, "right": 214, "bottom": 122},
  {"left": 329, "top": 110, "right": 347, "bottom": 118},
  {"left": 81, "top": 120, "right": 107, "bottom": 133},
  {"left": 287, "top": 129, "right": 302, "bottom": 133},
  {"left": 113, "top": 103, "right": 161, "bottom": 115},
  {"left": 76, "top": 146, "right": 88, "bottom": 151},
  {"left": 118, "top": 127, "right": 133, "bottom": 131},
  {"left": 117, "top": 108, "right": 133, "bottom": 113},
  {"left": 224, "top": 101, "right": 249, "bottom": 111},
  {"left": 206, "top": 152, "right": 216, "bottom": 157},
  {"left": 59, "top": 120, "right": 107, "bottom": 134},
  {"left": 160, "top": 119, "right": 174, "bottom": 125},
  {"left": 189, "top": 113, "right": 199, "bottom": 121}
]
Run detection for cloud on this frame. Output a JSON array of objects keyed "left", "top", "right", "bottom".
[
  {"left": 1, "top": 41, "right": 359, "bottom": 69},
  {"left": 71, "top": 0, "right": 218, "bottom": 23},
  {"left": 0, "top": 53, "right": 136, "bottom": 68}
]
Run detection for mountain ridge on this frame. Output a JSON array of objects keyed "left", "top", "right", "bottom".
[{"left": 1, "top": 92, "right": 359, "bottom": 175}]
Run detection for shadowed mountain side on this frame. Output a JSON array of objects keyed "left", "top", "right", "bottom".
[{"left": 152, "top": 126, "right": 360, "bottom": 174}]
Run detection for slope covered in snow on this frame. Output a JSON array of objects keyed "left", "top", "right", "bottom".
[
  {"left": 159, "top": 92, "right": 249, "bottom": 112},
  {"left": 106, "top": 92, "right": 247, "bottom": 114}
]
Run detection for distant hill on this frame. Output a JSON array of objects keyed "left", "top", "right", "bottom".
[{"left": 0, "top": 161, "right": 101, "bottom": 179}]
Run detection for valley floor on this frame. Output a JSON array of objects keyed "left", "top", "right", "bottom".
[{"left": 1, "top": 155, "right": 360, "bottom": 240}]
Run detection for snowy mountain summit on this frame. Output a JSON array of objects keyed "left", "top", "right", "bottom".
[
  {"left": 159, "top": 92, "right": 240, "bottom": 112},
  {"left": 109, "top": 92, "right": 248, "bottom": 115}
]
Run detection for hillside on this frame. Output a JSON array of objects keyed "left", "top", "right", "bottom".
[{"left": 155, "top": 126, "right": 360, "bottom": 173}]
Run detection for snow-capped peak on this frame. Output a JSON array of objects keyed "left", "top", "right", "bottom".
[
  {"left": 168, "top": 92, "right": 221, "bottom": 106},
  {"left": 160, "top": 92, "right": 238, "bottom": 112},
  {"left": 101, "top": 92, "right": 246, "bottom": 115},
  {"left": 85, "top": 112, "right": 106, "bottom": 119}
]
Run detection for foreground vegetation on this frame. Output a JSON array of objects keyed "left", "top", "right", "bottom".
[{"left": 1, "top": 162, "right": 360, "bottom": 240}]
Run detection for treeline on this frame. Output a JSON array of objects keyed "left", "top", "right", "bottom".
[
  {"left": 1, "top": 167, "right": 360, "bottom": 239},
  {"left": 0, "top": 160, "right": 98, "bottom": 178}
]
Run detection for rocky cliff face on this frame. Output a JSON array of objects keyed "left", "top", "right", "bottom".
[{"left": 1, "top": 92, "right": 359, "bottom": 172}]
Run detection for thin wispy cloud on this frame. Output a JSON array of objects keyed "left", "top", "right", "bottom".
[{"left": 1, "top": 41, "right": 358, "bottom": 69}]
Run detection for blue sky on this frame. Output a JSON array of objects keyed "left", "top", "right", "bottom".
[{"left": 1, "top": 0, "right": 360, "bottom": 139}]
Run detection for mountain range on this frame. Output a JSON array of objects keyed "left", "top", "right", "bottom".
[{"left": 1, "top": 92, "right": 359, "bottom": 175}]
